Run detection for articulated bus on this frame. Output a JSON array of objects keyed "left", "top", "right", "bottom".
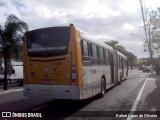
[{"left": 23, "top": 24, "right": 128, "bottom": 100}]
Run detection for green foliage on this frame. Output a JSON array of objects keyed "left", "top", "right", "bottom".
[
  {"left": 0, "top": 14, "right": 28, "bottom": 90},
  {"left": 105, "top": 40, "right": 118, "bottom": 49},
  {"left": 149, "top": 7, "right": 160, "bottom": 52},
  {"left": 0, "top": 14, "right": 28, "bottom": 59},
  {"left": 105, "top": 40, "right": 137, "bottom": 66}
]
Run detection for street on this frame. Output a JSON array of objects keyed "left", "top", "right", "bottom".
[{"left": 0, "top": 69, "right": 160, "bottom": 120}]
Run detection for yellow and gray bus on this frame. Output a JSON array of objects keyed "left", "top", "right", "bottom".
[{"left": 23, "top": 24, "right": 128, "bottom": 100}]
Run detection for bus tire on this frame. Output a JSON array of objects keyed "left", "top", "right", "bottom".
[{"left": 100, "top": 77, "right": 106, "bottom": 98}]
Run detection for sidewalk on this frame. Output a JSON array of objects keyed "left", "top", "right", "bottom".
[
  {"left": 0, "top": 83, "right": 22, "bottom": 92},
  {"left": 148, "top": 73, "right": 160, "bottom": 79},
  {"left": 137, "top": 73, "right": 160, "bottom": 111}
]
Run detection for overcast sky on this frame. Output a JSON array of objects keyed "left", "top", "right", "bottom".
[{"left": 0, "top": 0, "right": 160, "bottom": 58}]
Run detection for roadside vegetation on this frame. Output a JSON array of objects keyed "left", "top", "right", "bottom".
[{"left": 0, "top": 14, "right": 28, "bottom": 90}]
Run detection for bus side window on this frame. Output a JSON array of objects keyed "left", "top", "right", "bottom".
[
  {"left": 96, "top": 46, "right": 100, "bottom": 58},
  {"left": 81, "top": 40, "right": 84, "bottom": 55},
  {"left": 103, "top": 49, "right": 106, "bottom": 59},
  {"left": 97, "top": 46, "right": 100, "bottom": 64},
  {"left": 81, "top": 39, "right": 90, "bottom": 66},
  {"left": 92, "top": 44, "right": 98, "bottom": 58},
  {"left": 106, "top": 49, "right": 108, "bottom": 59},
  {"left": 82, "top": 40, "right": 89, "bottom": 56},
  {"left": 106, "top": 49, "right": 109, "bottom": 65},
  {"left": 103, "top": 49, "right": 106, "bottom": 65},
  {"left": 109, "top": 51, "right": 113, "bottom": 65},
  {"left": 120, "top": 56, "right": 122, "bottom": 68},
  {"left": 87, "top": 42, "right": 91, "bottom": 57},
  {"left": 90, "top": 43, "right": 93, "bottom": 57},
  {"left": 108, "top": 51, "right": 110, "bottom": 60},
  {"left": 91, "top": 44, "right": 98, "bottom": 65},
  {"left": 99, "top": 47, "right": 104, "bottom": 65},
  {"left": 99, "top": 47, "right": 103, "bottom": 58},
  {"left": 121, "top": 57, "right": 123, "bottom": 68},
  {"left": 104, "top": 49, "right": 109, "bottom": 65},
  {"left": 118, "top": 56, "right": 120, "bottom": 67}
]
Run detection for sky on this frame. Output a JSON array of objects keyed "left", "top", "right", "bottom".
[{"left": 0, "top": 0, "right": 160, "bottom": 58}]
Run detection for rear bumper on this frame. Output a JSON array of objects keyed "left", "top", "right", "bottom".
[{"left": 23, "top": 84, "right": 80, "bottom": 100}]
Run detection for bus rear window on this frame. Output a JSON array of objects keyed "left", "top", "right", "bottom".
[{"left": 26, "top": 27, "right": 70, "bottom": 57}]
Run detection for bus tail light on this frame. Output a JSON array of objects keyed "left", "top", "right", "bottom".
[{"left": 71, "top": 64, "right": 77, "bottom": 83}]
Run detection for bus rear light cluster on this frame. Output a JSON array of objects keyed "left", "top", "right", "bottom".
[{"left": 71, "top": 64, "right": 77, "bottom": 83}]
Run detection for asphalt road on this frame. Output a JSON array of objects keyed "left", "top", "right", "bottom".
[{"left": 0, "top": 69, "right": 157, "bottom": 120}]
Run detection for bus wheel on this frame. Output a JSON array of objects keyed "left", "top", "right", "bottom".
[{"left": 100, "top": 77, "right": 106, "bottom": 98}]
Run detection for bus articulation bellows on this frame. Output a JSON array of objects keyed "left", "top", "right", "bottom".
[{"left": 23, "top": 24, "right": 128, "bottom": 100}]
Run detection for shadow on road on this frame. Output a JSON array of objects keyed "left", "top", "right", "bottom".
[
  {"left": 0, "top": 91, "right": 101, "bottom": 120},
  {"left": 35, "top": 95, "right": 102, "bottom": 119},
  {"left": 138, "top": 74, "right": 160, "bottom": 111}
]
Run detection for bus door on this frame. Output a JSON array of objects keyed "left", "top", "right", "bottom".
[
  {"left": 109, "top": 52, "right": 114, "bottom": 83},
  {"left": 121, "top": 58, "right": 124, "bottom": 78},
  {"left": 113, "top": 50, "right": 118, "bottom": 83}
]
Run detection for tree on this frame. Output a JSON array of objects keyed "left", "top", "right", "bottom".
[
  {"left": 148, "top": 8, "right": 160, "bottom": 54},
  {"left": 105, "top": 40, "right": 118, "bottom": 49},
  {"left": 105, "top": 40, "right": 137, "bottom": 66},
  {"left": 0, "top": 14, "right": 28, "bottom": 90}
]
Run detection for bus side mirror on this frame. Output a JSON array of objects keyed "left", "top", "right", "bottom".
[{"left": 12, "top": 69, "right": 15, "bottom": 74}]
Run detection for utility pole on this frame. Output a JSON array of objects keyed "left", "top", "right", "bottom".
[
  {"left": 139, "top": 0, "right": 154, "bottom": 74},
  {"left": 149, "top": 24, "right": 154, "bottom": 74},
  {"left": 139, "top": 0, "right": 147, "bottom": 38}
]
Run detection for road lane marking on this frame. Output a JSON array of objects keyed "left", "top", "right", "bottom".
[
  {"left": 127, "top": 75, "right": 148, "bottom": 120},
  {"left": 0, "top": 88, "right": 23, "bottom": 95}
]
